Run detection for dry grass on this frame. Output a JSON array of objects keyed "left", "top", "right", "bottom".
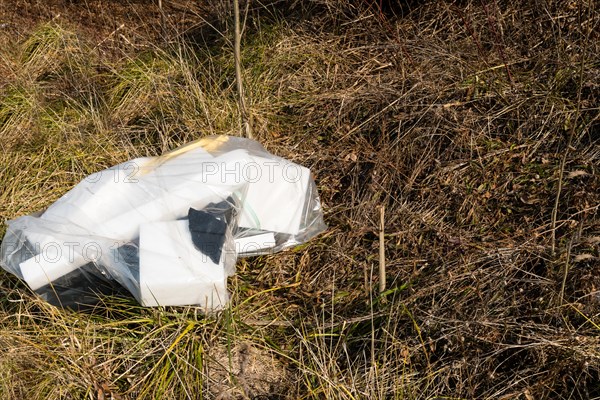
[{"left": 1, "top": 0, "right": 599, "bottom": 398}]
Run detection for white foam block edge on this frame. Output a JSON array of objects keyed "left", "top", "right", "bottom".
[{"left": 234, "top": 232, "right": 276, "bottom": 255}]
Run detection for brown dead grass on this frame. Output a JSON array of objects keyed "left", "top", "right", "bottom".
[{"left": 0, "top": 0, "right": 599, "bottom": 399}]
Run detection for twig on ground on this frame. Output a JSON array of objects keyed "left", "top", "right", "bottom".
[
  {"left": 379, "top": 205, "right": 386, "bottom": 295},
  {"left": 233, "top": 0, "right": 253, "bottom": 140}
]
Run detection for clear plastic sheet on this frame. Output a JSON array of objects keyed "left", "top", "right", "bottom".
[{"left": 0, "top": 136, "right": 327, "bottom": 309}]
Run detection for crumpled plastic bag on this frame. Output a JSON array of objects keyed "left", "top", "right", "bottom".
[{"left": 0, "top": 136, "right": 327, "bottom": 309}]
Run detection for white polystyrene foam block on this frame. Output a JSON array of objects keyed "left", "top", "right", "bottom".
[
  {"left": 20, "top": 249, "right": 86, "bottom": 290},
  {"left": 238, "top": 155, "right": 310, "bottom": 235},
  {"left": 95, "top": 184, "right": 227, "bottom": 240},
  {"left": 139, "top": 220, "right": 228, "bottom": 308},
  {"left": 42, "top": 156, "right": 154, "bottom": 227},
  {"left": 17, "top": 230, "right": 80, "bottom": 290},
  {"left": 234, "top": 232, "right": 276, "bottom": 255},
  {"left": 42, "top": 149, "right": 251, "bottom": 240}
]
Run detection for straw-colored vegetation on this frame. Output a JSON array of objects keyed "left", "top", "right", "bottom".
[{"left": 0, "top": 1, "right": 599, "bottom": 398}]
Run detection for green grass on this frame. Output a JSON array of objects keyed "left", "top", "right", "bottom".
[{"left": 1, "top": 1, "right": 600, "bottom": 399}]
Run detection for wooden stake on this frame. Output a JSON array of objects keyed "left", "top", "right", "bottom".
[
  {"left": 233, "top": 0, "right": 253, "bottom": 140},
  {"left": 379, "top": 205, "right": 386, "bottom": 295}
]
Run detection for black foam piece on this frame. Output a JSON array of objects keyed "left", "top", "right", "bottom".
[
  {"left": 208, "top": 197, "right": 237, "bottom": 225},
  {"left": 35, "top": 262, "right": 133, "bottom": 311},
  {"left": 188, "top": 207, "right": 228, "bottom": 264}
]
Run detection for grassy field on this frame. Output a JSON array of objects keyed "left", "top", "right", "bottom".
[{"left": 0, "top": 1, "right": 599, "bottom": 399}]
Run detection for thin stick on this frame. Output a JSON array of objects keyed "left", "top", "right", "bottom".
[
  {"left": 233, "top": 0, "right": 253, "bottom": 140},
  {"left": 379, "top": 205, "right": 386, "bottom": 295}
]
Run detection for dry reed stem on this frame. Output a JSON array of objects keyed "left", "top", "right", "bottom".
[{"left": 378, "top": 204, "right": 386, "bottom": 295}]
